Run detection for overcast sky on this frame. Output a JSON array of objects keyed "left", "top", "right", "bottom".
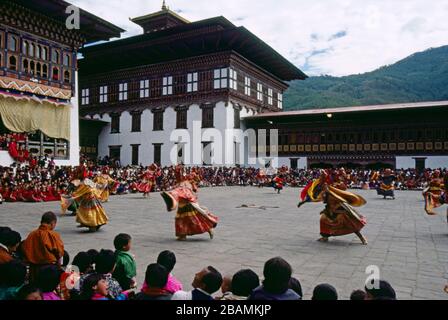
[{"left": 71, "top": 0, "right": 448, "bottom": 77}]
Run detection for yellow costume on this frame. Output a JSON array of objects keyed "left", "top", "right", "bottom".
[
  {"left": 94, "top": 174, "right": 116, "bottom": 202},
  {"left": 61, "top": 180, "right": 109, "bottom": 231}
]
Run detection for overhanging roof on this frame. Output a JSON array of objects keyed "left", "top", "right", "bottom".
[
  {"left": 11, "top": 0, "right": 124, "bottom": 43},
  {"left": 79, "top": 16, "right": 306, "bottom": 81},
  {"left": 131, "top": 8, "right": 190, "bottom": 25},
  {"left": 246, "top": 100, "right": 448, "bottom": 120}
]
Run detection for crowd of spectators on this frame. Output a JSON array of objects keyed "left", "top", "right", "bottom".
[{"left": 0, "top": 213, "right": 399, "bottom": 300}]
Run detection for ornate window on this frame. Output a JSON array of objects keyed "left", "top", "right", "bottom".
[
  {"left": 131, "top": 112, "right": 142, "bottom": 132},
  {"left": 23, "top": 59, "right": 29, "bottom": 73},
  {"left": 99, "top": 86, "right": 108, "bottom": 103},
  {"left": 234, "top": 108, "right": 241, "bottom": 129},
  {"left": 81, "top": 89, "right": 90, "bottom": 105},
  {"left": 162, "top": 76, "right": 173, "bottom": 95},
  {"left": 42, "top": 64, "right": 48, "bottom": 78},
  {"left": 257, "top": 83, "right": 263, "bottom": 101},
  {"left": 8, "top": 55, "right": 17, "bottom": 71},
  {"left": 52, "top": 49, "right": 60, "bottom": 64},
  {"left": 22, "top": 41, "right": 28, "bottom": 55},
  {"left": 64, "top": 70, "right": 70, "bottom": 83},
  {"left": 278, "top": 93, "right": 283, "bottom": 109},
  {"left": 42, "top": 47, "right": 48, "bottom": 60},
  {"left": 201, "top": 105, "right": 214, "bottom": 128},
  {"left": 63, "top": 54, "right": 70, "bottom": 67},
  {"left": 52, "top": 67, "right": 59, "bottom": 80},
  {"left": 153, "top": 110, "right": 164, "bottom": 131},
  {"left": 30, "top": 61, "right": 35, "bottom": 75},
  {"left": 8, "top": 35, "right": 18, "bottom": 52},
  {"left": 110, "top": 114, "right": 120, "bottom": 133},
  {"left": 176, "top": 108, "right": 188, "bottom": 129},
  {"left": 29, "top": 43, "right": 34, "bottom": 57},
  {"left": 229, "top": 68, "right": 237, "bottom": 90},
  {"left": 244, "top": 77, "right": 251, "bottom": 96},
  {"left": 119, "top": 83, "right": 128, "bottom": 101},
  {"left": 187, "top": 72, "right": 198, "bottom": 92},
  {"left": 214, "top": 68, "right": 228, "bottom": 89},
  {"left": 36, "top": 62, "right": 41, "bottom": 77},
  {"left": 139, "top": 80, "right": 149, "bottom": 98},
  {"left": 268, "top": 88, "right": 273, "bottom": 105},
  {"left": 36, "top": 45, "right": 41, "bottom": 59}
]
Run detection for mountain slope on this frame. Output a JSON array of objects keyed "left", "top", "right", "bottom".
[{"left": 283, "top": 45, "right": 448, "bottom": 110}]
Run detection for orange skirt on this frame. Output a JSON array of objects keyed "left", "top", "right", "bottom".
[
  {"left": 175, "top": 203, "right": 218, "bottom": 237},
  {"left": 320, "top": 211, "right": 366, "bottom": 237}
]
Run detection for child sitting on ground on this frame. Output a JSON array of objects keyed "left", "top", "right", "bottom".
[{"left": 81, "top": 273, "right": 132, "bottom": 300}]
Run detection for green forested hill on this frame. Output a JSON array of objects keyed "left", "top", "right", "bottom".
[{"left": 283, "top": 45, "right": 448, "bottom": 110}]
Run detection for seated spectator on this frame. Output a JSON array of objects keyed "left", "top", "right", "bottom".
[
  {"left": 289, "top": 277, "right": 303, "bottom": 300},
  {"left": 217, "top": 274, "right": 232, "bottom": 300},
  {"left": 157, "top": 250, "right": 182, "bottom": 293},
  {"left": 221, "top": 269, "right": 260, "bottom": 300},
  {"left": 21, "top": 212, "right": 64, "bottom": 281},
  {"left": 81, "top": 273, "right": 129, "bottom": 301},
  {"left": 36, "top": 265, "right": 63, "bottom": 300},
  {"left": 0, "top": 228, "right": 21, "bottom": 264},
  {"left": 364, "top": 280, "right": 396, "bottom": 300},
  {"left": 112, "top": 234, "right": 137, "bottom": 290},
  {"left": 350, "top": 289, "right": 367, "bottom": 300},
  {"left": 87, "top": 249, "right": 99, "bottom": 268},
  {"left": 69, "top": 251, "right": 96, "bottom": 299},
  {"left": 16, "top": 284, "right": 42, "bottom": 300},
  {"left": 172, "top": 266, "right": 223, "bottom": 300},
  {"left": 312, "top": 284, "right": 338, "bottom": 300},
  {"left": 0, "top": 260, "right": 27, "bottom": 300},
  {"left": 249, "top": 257, "right": 300, "bottom": 300},
  {"left": 136, "top": 264, "right": 172, "bottom": 300},
  {"left": 94, "top": 249, "right": 122, "bottom": 299},
  {"left": 140, "top": 250, "right": 183, "bottom": 294}
]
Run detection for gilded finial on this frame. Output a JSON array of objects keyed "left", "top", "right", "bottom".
[{"left": 162, "top": 0, "right": 168, "bottom": 10}]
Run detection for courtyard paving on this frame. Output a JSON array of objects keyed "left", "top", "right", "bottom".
[{"left": 1, "top": 187, "right": 447, "bottom": 300}]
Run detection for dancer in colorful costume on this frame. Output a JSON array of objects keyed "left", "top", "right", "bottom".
[
  {"left": 423, "top": 170, "right": 444, "bottom": 199},
  {"left": 298, "top": 170, "right": 368, "bottom": 245},
  {"left": 160, "top": 165, "right": 218, "bottom": 241},
  {"left": 424, "top": 172, "right": 447, "bottom": 223},
  {"left": 138, "top": 164, "right": 158, "bottom": 198},
  {"left": 94, "top": 167, "right": 118, "bottom": 202},
  {"left": 376, "top": 169, "right": 396, "bottom": 200},
  {"left": 61, "top": 166, "right": 109, "bottom": 232},
  {"left": 272, "top": 174, "right": 285, "bottom": 194}
]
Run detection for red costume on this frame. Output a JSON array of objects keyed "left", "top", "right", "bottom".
[{"left": 161, "top": 166, "right": 218, "bottom": 241}]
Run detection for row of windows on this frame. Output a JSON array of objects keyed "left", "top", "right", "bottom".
[
  {"left": 0, "top": 32, "right": 71, "bottom": 67},
  {"left": 108, "top": 107, "right": 241, "bottom": 134},
  {"left": 81, "top": 69, "right": 283, "bottom": 108},
  {"left": 275, "top": 128, "right": 448, "bottom": 145},
  {"left": 2, "top": 54, "right": 71, "bottom": 82}
]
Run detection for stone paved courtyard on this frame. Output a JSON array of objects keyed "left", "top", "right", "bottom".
[{"left": 1, "top": 187, "right": 447, "bottom": 300}]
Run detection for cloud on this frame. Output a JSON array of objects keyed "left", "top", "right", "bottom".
[
  {"left": 70, "top": 0, "right": 448, "bottom": 76},
  {"left": 329, "top": 31, "right": 347, "bottom": 41}
]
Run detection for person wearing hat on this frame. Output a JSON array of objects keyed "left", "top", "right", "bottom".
[
  {"left": 60, "top": 166, "right": 109, "bottom": 232},
  {"left": 138, "top": 164, "right": 158, "bottom": 198},
  {"left": 298, "top": 170, "right": 368, "bottom": 245},
  {"left": 93, "top": 166, "right": 117, "bottom": 203},
  {"left": 376, "top": 168, "right": 396, "bottom": 200}
]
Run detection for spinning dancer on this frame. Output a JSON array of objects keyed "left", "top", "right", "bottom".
[
  {"left": 61, "top": 166, "right": 109, "bottom": 232},
  {"left": 138, "top": 164, "right": 158, "bottom": 198},
  {"left": 376, "top": 169, "right": 396, "bottom": 200},
  {"left": 273, "top": 174, "right": 285, "bottom": 194},
  {"left": 424, "top": 172, "right": 447, "bottom": 223},
  {"left": 94, "top": 167, "right": 118, "bottom": 202},
  {"left": 298, "top": 171, "right": 368, "bottom": 245},
  {"left": 160, "top": 165, "right": 218, "bottom": 241}
]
